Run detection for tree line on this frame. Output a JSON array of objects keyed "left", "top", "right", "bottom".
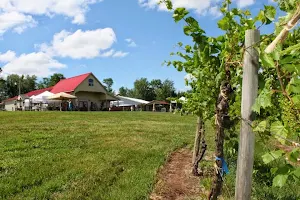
[
  {"left": 118, "top": 78, "right": 185, "bottom": 101},
  {"left": 0, "top": 73, "right": 66, "bottom": 102},
  {"left": 0, "top": 74, "right": 185, "bottom": 102}
]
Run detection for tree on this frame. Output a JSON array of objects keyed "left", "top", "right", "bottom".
[
  {"left": 37, "top": 78, "right": 50, "bottom": 89},
  {"left": 22, "top": 75, "right": 37, "bottom": 94},
  {"left": 156, "top": 79, "right": 176, "bottom": 100},
  {"left": 0, "top": 78, "right": 7, "bottom": 102},
  {"left": 119, "top": 86, "right": 129, "bottom": 96},
  {"left": 103, "top": 78, "right": 114, "bottom": 94},
  {"left": 37, "top": 73, "right": 65, "bottom": 89},
  {"left": 133, "top": 78, "right": 155, "bottom": 101},
  {"left": 49, "top": 73, "right": 65, "bottom": 87},
  {"left": 150, "top": 79, "right": 162, "bottom": 90},
  {"left": 5, "top": 74, "right": 37, "bottom": 97}
]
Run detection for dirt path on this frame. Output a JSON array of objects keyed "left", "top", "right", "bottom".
[{"left": 150, "top": 148, "right": 205, "bottom": 200}]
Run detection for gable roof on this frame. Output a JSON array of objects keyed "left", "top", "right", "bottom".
[
  {"left": 116, "top": 95, "right": 149, "bottom": 104},
  {"left": 50, "top": 72, "right": 91, "bottom": 94},
  {"left": 3, "top": 87, "right": 53, "bottom": 102},
  {"left": 26, "top": 87, "right": 53, "bottom": 97}
]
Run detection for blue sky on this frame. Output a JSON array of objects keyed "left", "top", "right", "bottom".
[{"left": 0, "top": 0, "right": 277, "bottom": 92}]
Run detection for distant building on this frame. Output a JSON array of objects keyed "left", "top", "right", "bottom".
[
  {"left": 146, "top": 100, "right": 170, "bottom": 112},
  {"left": 3, "top": 72, "right": 118, "bottom": 111}
]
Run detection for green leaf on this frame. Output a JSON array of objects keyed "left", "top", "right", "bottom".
[
  {"left": 287, "top": 77, "right": 300, "bottom": 94},
  {"left": 185, "top": 45, "right": 192, "bottom": 53},
  {"left": 164, "top": 0, "right": 173, "bottom": 10},
  {"left": 255, "top": 10, "right": 266, "bottom": 23},
  {"left": 252, "top": 89, "right": 272, "bottom": 114},
  {"left": 273, "top": 174, "right": 288, "bottom": 187},
  {"left": 271, "top": 167, "right": 278, "bottom": 175},
  {"left": 264, "top": 5, "right": 276, "bottom": 24},
  {"left": 262, "top": 150, "right": 284, "bottom": 164},
  {"left": 173, "top": 7, "right": 189, "bottom": 23},
  {"left": 185, "top": 17, "right": 201, "bottom": 32},
  {"left": 291, "top": 85, "right": 300, "bottom": 94},
  {"left": 271, "top": 46, "right": 280, "bottom": 61},
  {"left": 183, "top": 26, "right": 191, "bottom": 35},
  {"left": 260, "top": 53, "right": 275, "bottom": 68},
  {"left": 282, "top": 64, "right": 298, "bottom": 73},
  {"left": 218, "top": 17, "right": 230, "bottom": 30},
  {"left": 292, "top": 167, "right": 300, "bottom": 178},
  {"left": 288, "top": 148, "right": 300, "bottom": 163},
  {"left": 254, "top": 120, "right": 267, "bottom": 132},
  {"left": 244, "top": 10, "right": 251, "bottom": 16},
  {"left": 276, "top": 165, "right": 292, "bottom": 174},
  {"left": 279, "top": 56, "right": 294, "bottom": 64},
  {"left": 292, "top": 95, "right": 300, "bottom": 105},
  {"left": 281, "top": 43, "right": 300, "bottom": 55},
  {"left": 270, "top": 121, "right": 288, "bottom": 144}
]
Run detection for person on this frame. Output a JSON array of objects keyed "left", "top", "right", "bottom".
[{"left": 68, "top": 99, "right": 72, "bottom": 111}]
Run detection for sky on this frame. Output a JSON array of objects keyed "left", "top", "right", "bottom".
[{"left": 0, "top": 0, "right": 277, "bottom": 92}]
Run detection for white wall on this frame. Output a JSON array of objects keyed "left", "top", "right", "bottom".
[{"left": 5, "top": 101, "right": 15, "bottom": 111}]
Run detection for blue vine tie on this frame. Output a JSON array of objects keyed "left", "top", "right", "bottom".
[{"left": 215, "top": 157, "right": 229, "bottom": 176}]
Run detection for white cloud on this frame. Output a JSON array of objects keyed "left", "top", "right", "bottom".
[
  {"left": 112, "top": 51, "right": 129, "bottom": 58},
  {"left": 100, "top": 49, "right": 115, "bottom": 57},
  {"left": 40, "top": 28, "right": 118, "bottom": 59},
  {"left": 139, "top": 0, "right": 216, "bottom": 15},
  {"left": 0, "top": 0, "right": 102, "bottom": 25},
  {"left": 0, "top": 51, "right": 66, "bottom": 77},
  {"left": 209, "top": 6, "right": 222, "bottom": 18},
  {"left": 184, "top": 73, "right": 195, "bottom": 81},
  {"left": 0, "top": 11, "right": 37, "bottom": 35},
  {"left": 139, "top": 0, "right": 257, "bottom": 15},
  {"left": 0, "top": 50, "right": 16, "bottom": 62},
  {"left": 236, "top": 0, "right": 255, "bottom": 8},
  {"left": 125, "top": 38, "right": 137, "bottom": 47}
]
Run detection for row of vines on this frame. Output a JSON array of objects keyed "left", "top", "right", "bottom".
[{"left": 164, "top": 0, "right": 300, "bottom": 199}]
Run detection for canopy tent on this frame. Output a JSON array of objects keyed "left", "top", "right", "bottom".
[
  {"left": 47, "top": 92, "right": 77, "bottom": 100},
  {"left": 171, "top": 96, "right": 187, "bottom": 104},
  {"left": 111, "top": 96, "right": 149, "bottom": 107},
  {"left": 31, "top": 91, "right": 54, "bottom": 103}
]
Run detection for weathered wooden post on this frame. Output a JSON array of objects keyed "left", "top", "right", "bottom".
[{"left": 235, "top": 29, "right": 259, "bottom": 200}]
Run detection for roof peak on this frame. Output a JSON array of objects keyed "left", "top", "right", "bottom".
[{"left": 65, "top": 72, "right": 92, "bottom": 79}]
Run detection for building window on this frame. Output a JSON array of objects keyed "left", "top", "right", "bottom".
[{"left": 88, "top": 78, "right": 94, "bottom": 86}]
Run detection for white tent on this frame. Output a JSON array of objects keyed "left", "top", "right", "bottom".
[
  {"left": 31, "top": 91, "right": 54, "bottom": 103},
  {"left": 171, "top": 96, "right": 187, "bottom": 103},
  {"left": 111, "top": 96, "right": 149, "bottom": 107}
]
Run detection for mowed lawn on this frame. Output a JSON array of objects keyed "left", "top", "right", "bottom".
[{"left": 0, "top": 112, "right": 196, "bottom": 200}]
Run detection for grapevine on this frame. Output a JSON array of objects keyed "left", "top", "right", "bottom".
[{"left": 163, "top": 0, "right": 300, "bottom": 198}]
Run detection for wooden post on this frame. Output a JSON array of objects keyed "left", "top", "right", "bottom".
[
  {"left": 235, "top": 29, "right": 259, "bottom": 200},
  {"left": 192, "top": 117, "right": 202, "bottom": 164}
]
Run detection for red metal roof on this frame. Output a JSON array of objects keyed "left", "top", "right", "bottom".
[
  {"left": 50, "top": 72, "right": 91, "bottom": 94},
  {"left": 3, "top": 96, "right": 18, "bottom": 102},
  {"left": 3, "top": 87, "right": 53, "bottom": 102},
  {"left": 26, "top": 87, "right": 53, "bottom": 97}
]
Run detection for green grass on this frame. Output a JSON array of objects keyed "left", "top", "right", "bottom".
[{"left": 0, "top": 112, "right": 196, "bottom": 200}]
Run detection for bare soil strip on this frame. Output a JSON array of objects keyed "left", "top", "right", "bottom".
[{"left": 150, "top": 148, "right": 204, "bottom": 200}]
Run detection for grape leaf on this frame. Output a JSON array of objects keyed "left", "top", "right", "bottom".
[
  {"left": 253, "top": 120, "right": 267, "bottom": 132},
  {"left": 273, "top": 174, "right": 288, "bottom": 187},
  {"left": 262, "top": 150, "right": 284, "bottom": 164},
  {"left": 270, "top": 121, "right": 288, "bottom": 144}
]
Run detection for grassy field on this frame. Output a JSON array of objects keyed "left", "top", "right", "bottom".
[{"left": 0, "top": 112, "right": 196, "bottom": 200}]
